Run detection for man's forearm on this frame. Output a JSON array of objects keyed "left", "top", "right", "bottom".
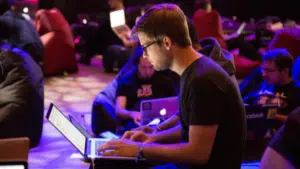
[
  {"left": 151, "top": 124, "right": 181, "bottom": 143},
  {"left": 156, "top": 115, "right": 180, "bottom": 131},
  {"left": 142, "top": 142, "right": 207, "bottom": 165},
  {"left": 122, "top": 38, "right": 138, "bottom": 48},
  {"left": 275, "top": 114, "right": 287, "bottom": 122},
  {"left": 115, "top": 107, "right": 131, "bottom": 120}
]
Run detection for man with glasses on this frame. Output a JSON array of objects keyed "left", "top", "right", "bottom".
[
  {"left": 98, "top": 4, "right": 246, "bottom": 169},
  {"left": 244, "top": 49, "right": 300, "bottom": 128},
  {"left": 113, "top": 46, "right": 177, "bottom": 134}
]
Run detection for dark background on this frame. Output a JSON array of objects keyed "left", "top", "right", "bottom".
[{"left": 38, "top": 0, "right": 299, "bottom": 24}]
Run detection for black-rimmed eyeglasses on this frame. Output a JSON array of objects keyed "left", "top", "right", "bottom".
[{"left": 142, "top": 41, "right": 157, "bottom": 55}]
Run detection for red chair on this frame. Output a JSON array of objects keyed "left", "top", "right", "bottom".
[
  {"left": 193, "top": 9, "right": 227, "bottom": 49},
  {"left": 35, "top": 8, "right": 78, "bottom": 76},
  {"left": 269, "top": 28, "right": 300, "bottom": 58},
  {"left": 233, "top": 55, "right": 261, "bottom": 79}
]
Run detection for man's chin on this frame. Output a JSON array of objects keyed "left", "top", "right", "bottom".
[{"left": 154, "top": 65, "right": 167, "bottom": 71}]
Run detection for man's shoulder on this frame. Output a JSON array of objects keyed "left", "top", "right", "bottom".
[{"left": 196, "top": 56, "right": 229, "bottom": 75}]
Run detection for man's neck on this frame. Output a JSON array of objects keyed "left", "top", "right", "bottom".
[{"left": 169, "top": 46, "right": 202, "bottom": 76}]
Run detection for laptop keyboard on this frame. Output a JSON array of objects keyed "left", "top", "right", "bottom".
[{"left": 95, "top": 140, "right": 106, "bottom": 148}]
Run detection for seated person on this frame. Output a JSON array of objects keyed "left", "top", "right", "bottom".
[
  {"left": 92, "top": 46, "right": 178, "bottom": 135},
  {"left": 260, "top": 107, "right": 300, "bottom": 169},
  {"left": 134, "top": 19, "right": 239, "bottom": 134},
  {"left": 0, "top": 0, "right": 44, "bottom": 64},
  {"left": 92, "top": 16, "right": 239, "bottom": 136},
  {"left": 244, "top": 49, "right": 300, "bottom": 129},
  {"left": 81, "top": 0, "right": 139, "bottom": 69},
  {"left": 0, "top": 45, "right": 44, "bottom": 148},
  {"left": 193, "top": 0, "right": 227, "bottom": 49},
  {"left": 193, "top": 0, "right": 261, "bottom": 63}
]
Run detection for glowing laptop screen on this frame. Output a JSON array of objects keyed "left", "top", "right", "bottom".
[
  {"left": 110, "top": 10, "right": 126, "bottom": 28},
  {"left": 48, "top": 105, "right": 86, "bottom": 155}
]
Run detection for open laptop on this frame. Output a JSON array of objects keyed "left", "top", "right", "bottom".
[
  {"left": 245, "top": 104, "right": 279, "bottom": 139},
  {"left": 140, "top": 97, "right": 179, "bottom": 126},
  {"left": 236, "top": 22, "right": 247, "bottom": 35},
  {"left": 68, "top": 115, "right": 119, "bottom": 139},
  {"left": 77, "top": 14, "right": 90, "bottom": 25},
  {"left": 109, "top": 9, "right": 131, "bottom": 37},
  {"left": 46, "top": 103, "right": 136, "bottom": 160},
  {"left": 0, "top": 162, "right": 27, "bottom": 169}
]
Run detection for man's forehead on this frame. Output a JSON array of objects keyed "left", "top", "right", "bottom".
[{"left": 137, "top": 33, "right": 152, "bottom": 44}]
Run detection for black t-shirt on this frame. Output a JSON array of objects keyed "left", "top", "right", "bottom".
[
  {"left": 247, "top": 81, "right": 300, "bottom": 116},
  {"left": 116, "top": 72, "right": 177, "bottom": 111},
  {"left": 179, "top": 57, "right": 246, "bottom": 169},
  {"left": 269, "top": 107, "right": 300, "bottom": 168},
  {"left": 245, "top": 81, "right": 300, "bottom": 129}
]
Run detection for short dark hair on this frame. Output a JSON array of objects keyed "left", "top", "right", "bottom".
[
  {"left": 186, "top": 17, "right": 198, "bottom": 44},
  {"left": 263, "top": 49, "right": 294, "bottom": 76},
  {"left": 132, "top": 3, "right": 191, "bottom": 48}
]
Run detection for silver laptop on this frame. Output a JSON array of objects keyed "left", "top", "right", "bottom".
[
  {"left": 236, "top": 22, "right": 247, "bottom": 35},
  {"left": 109, "top": 9, "right": 131, "bottom": 36},
  {"left": 140, "top": 97, "right": 179, "bottom": 126},
  {"left": 46, "top": 103, "right": 136, "bottom": 160}
]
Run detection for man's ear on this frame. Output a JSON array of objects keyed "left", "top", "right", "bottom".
[{"left": 162, "top": 36, "right": 172, "bottom": 50}]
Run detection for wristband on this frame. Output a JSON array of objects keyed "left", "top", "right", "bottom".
[{"left": 135, "top": 143, "right": 144, "bottom": 163}]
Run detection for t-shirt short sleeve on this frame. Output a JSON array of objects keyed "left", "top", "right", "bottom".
[{"left": 189, "top": 77, "right": 225, "bottom": 125}]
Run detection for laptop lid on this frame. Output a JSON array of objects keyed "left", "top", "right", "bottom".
[
  {"left": 236, "top": 22, "right": 246, "bottom": 35},
  {"left": 0, "top": 162, "right": 27, "bottom": 169},
  {"left": 68, "top": 115, "right": 92, "bottom": 139},
  {"left": 140, "top": 97, "right": 179, "bottom": 125},
  {"left": 77, "top": 14, "right": 90, "bottom": 24},
  {"left": 245, "top": 104, "right": 278, "bottom": 139},
  {"left": 109, "top": 9, "right": 126, "bottom": 28},
  {"left": 46, "top": 103, "right": 87, "bottom": 155},
  {"left": 245, "top": 104, "right": 278, "bottom": 120}
]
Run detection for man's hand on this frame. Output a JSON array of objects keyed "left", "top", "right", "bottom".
[
  {"left": 130, "top": 111, "right": 141, "bottom": 125},
  {"left": 122, "top": 131, "right": 154, "bottom": 143},
  {"left": 132, "top": 125, "right": 156, "bottom": 133},
  {"left": 97, "top": 139, "right": 142, "bottom": 157}
]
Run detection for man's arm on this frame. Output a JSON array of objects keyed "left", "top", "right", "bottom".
[
  {"left": 276, "top": 114, "right": 288, "bottom": 122},
  {"left": 143, "top": 125, "right": 217, "bottom": 165},
  {"left": 124, "top": 124, "right": 182, "bottom": 143},
  {"left": 115, "top": 96, "right": 141, "bottom": 124},
  {"left": 121, "top": 37, "right": 138, "bottom": 48},
  {"left": 150, "top": 124, "right": 182, "bottom": 143},
  {"left": 155, "top": 114, "right": 180, "bottom": 131},
  {"left": 260, "top": 147, "right": 295, "bottom": 169},
  {"left": 115, "top": 96, "right": 131, "bottom": 119}
]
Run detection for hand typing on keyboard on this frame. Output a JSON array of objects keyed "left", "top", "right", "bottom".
[{"left": 97, "top": 139, "right": 142, "bottom": 157}]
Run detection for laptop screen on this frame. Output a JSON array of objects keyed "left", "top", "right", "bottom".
[
  {"left": 0, "top": 165, "right": 25, "bottom": 169},
  {"left": 109, "top": 10, "right": 126, "bottom": 28},
  {"left": 0, "top": 162, "right": 27, "bottom": 169},
  {"left": 47, "top": 104, "right": 86, "bottom": 155}
]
